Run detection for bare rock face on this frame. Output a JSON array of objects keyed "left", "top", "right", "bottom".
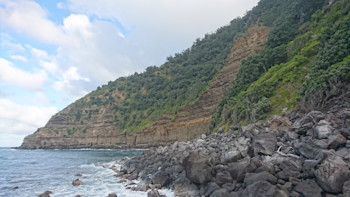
[
  {"left": 183, "top": 152, "right": 213, "bottom": 185},
  {"left": 315, "top": 156, "right": 350, "bottom": 193}
]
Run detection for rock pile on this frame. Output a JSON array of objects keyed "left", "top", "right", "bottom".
[{"left": 116, "top": 104, "right": 350, "bottom": 196}]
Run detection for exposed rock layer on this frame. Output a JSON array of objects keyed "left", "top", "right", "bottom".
[{"left": 19, "top": 25, "right": 269, "bottom": 149}]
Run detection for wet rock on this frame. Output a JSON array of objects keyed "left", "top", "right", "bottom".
[
  {"left": 38, "top": 191, "right": 52, "bottom": 197},
  {"left": 183, "top": 152, "right": 213, "bottom": 185},
  {"left": 107, "top": 193, "right": 117, "bottom": 197},
  {"left": 243, "top": 171, "right": 278, "bottom": 186},
  {"left": 72, "top": 179, "right": 83, "bottom": 186},
  {"left": 294, "top": 179, "right": 322, "bottom": 197},
  {"left": 147, "top": 189, "right": 160, "bottom": 197},
  {"left": 209, "top": 188, "right": 231, "bottom": 197},
  {"left": 152, "top": 171, "right": 170, "bottom": 187},
  {"left": 75, "top": 173, "right": 82, "bottom": 177},
  {"left": 241, "top": 181, "right": 277, "bottom": 197},
  {"left": 253, "top": 132, "right": 277, "bottom": 155},
  {"left": 134, "top": 180, "right": 149, "bottom": 191},
  {"left": 315, "top": 157, "right": 350, "bottom": 193},
  {"left": 13, "top": 186, "right": 19, "bottom": 190}
]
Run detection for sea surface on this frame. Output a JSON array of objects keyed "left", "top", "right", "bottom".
[{"left": 0, "top": 148, "right": 174, "bottom": 197}]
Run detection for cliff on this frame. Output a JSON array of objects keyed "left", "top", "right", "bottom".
[{"left": 20, "top": 25, "right": 269, "bottom": 149}]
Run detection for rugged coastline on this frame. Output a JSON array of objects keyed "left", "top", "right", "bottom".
[{"left": 113, "top": 103, "right": 350, "bottom": 197}]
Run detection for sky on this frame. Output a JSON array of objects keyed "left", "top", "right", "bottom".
[{"left": 0, "top": 0, "right": 259, "bottom": 147}]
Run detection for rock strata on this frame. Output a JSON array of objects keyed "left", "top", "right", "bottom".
[{"left": 116, "top": 104, "right": 350, "bottom": 196}]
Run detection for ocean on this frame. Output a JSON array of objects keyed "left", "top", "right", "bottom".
[{"left": 0, "top": 148, "right": 174, "bottom": 197}]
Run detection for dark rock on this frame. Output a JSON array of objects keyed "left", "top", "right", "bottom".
[
  {"left": 134, "top": 180, "right": 149, "bottom": 191},
  {"left": 107, "top": 193, "right": 117, "bottom": 197},
  {"left": 75, "top": 195, "right": 82, "bottom": 197},
  {"left": 327, "top": 134, "right": 347, "bottom": 149},
  {"left": 174, "top": 178, "right": 200, "bottom": 197},
  {"left": 75, "top": 173, "right": 82, "bottom": 177},
  {"left": 228, "top": 157, "right": 257, "bottom": 182},
  {"left": 223, "top": 150, "right": 241, "bottom": 163},
  {"left": 147, "top": 189, "right": 160, "bottom": 197},
  {"left": 253, "top": 132, "right": 277, "bottom": 155},
  {"left": 241, "top": 181, "right": 277, "bottom": 197},
  {"left": 126, "top": 172, "right": 138, "bottom": 180},
  {"left": 38, "top": 191, "right": 52, "bottom": 197},
  {"left": 343, "top": 181, "right": 350, "bottom": 197},
  {"left": 210, "top": 188, "right": 231, "bottom": 197},
  {"left": 203, "top": 182, "right": 220, "bottom": 196},
  {"left": 315, "top": 156, "right": 350, "bottom": 193},
  {"left": 215, "top": 171, "right": 233, "bottom": 186},
  {"left": 117, "top": 179, "right": 127, "bottom": 183},
  {"left": 13, "top": 186, "right": 19, "bottom": 190},
  {"left": 294, "top": 179, "right": 322, "bottom": 197},
  {"left": 336, "top": 148, "right": 350, "bottom": 160},
  {"left": 72, "top": 179, "right": 83, "bottom": 186},
  {"left": 272, "top": 189, "right": 288, "bottom": 197},
  {"left": 183, "top": 152, "right": 213, "bottom": 185},
  {"left": 152, "top": 171, "right": 170, "bottom": 187},
  {"left": 293, "top": 141, "right": 322, "bottom": 159},
  {"left": 314, "top": 125, "right": 333, "bottom": 139},
  {"left": 278, "top": 182, "right": 292, "bottom": 192},
  {"left": 244, "top": 171, "right": 278, "bottom": 186},
  {"left": 255, "top": 162, "right": 275, "bottom": 175},
  {"left": 222, "top": 182, "right": 236, "bottom": 191},
  {"left": 340, "top": 128, "right": 350, "bottom": 139}
]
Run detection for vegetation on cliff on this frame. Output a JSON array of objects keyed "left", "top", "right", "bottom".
[{"left": 212, "top": 0, "right": 350, "bottom": 129}]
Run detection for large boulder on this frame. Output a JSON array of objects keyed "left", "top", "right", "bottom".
[
  {"left": 202, "top": 182, "right": 220, "bottom": 196},
  {"left": 72, "top": 179, "right": 83, "bottom": 186},
  {"left": 343, "top": 181, "right": 350, "bottom": 197},
  {"left": 215, "top": 171, "right": 233, "bottom": 186},
  {"left": 315, "top": 157, "right": 350, "bottom": 193},
  {"left": 243, "top": 171, "right": 277, "bottom": 186},
  {"left": 147, "top": 189, "right": 160, "bottom": 197},
  {"left": 294, "top": 179, "right": 322, "bottom": 197},
  {"left": 293, "top": 141, "right": 322, "bottom": 159},
  {"left": 38, "top": 191, "right": 52, "bottom": 197},
  {"left": 223, "top": 150, "right": 242, "bottom": 163},
  {"left": 241, "top": 181, "right": 277, "bottom": 197},
  {"left": 209, "top": 188, "right": 231, "bottom": 197},
  {"left": 327, "top": 134, "right": 347, "bottom": 149},
  {"left": 253, "top": 132, "right": 277, "bottom": 155},
  {"left": 183, "top": 152, "right": 213, "bottom": 185}
]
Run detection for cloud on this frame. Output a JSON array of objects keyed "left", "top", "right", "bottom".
[
  {"left": 10, "top": 55, "right": 28, "bottom": 62},
  {"left": 0, "top": 58, "right": 48, "bottom": 91},
  {"left": 0, "top": 98, "right": 58, "bottom": 135},
  {"left": 0, "top": 0, "right": 64, "bottom": 44}
]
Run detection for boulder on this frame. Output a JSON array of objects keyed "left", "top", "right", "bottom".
[
  {"left": 203, "top": 182, "right": 220, "bottom": 197},
  {"left": 253, "top": 132, "right": 277, "bottom": 155},
  {"left": 315, "top": 157, "right": 350, "bottom": 193},
  {"left": 38, "top": 191, "right": 52, "bottom": 197},
  {"left": 222, "top": 182, "right": 236, "bottom": 192},
  {"left": 215, "top": 171, "right": 233, "bottom": 186},
  {"left": 183, "top": 152, "right": 213, "bottom": 185},
  {"left": 241, "top": 181, "right": 277, "bottom": 197},
  {"left": 294, "top": 179, "right": 322, "bottom": 197},
  {"left": 174, "top": 178, "right": 200, "bottom": 197},
  {"left": 72, "top": 179, "right": 83, "bottom": 186},
  {"left": 293, "top": 141, "right": 321, "bottom": 159},
  {"left": 327, "top": 134, "right": 347, "bottom": 149},
  {"left": 147, "top": 189, "right": 160, "bottom": 197},
  {"left": 343, "top": 181, "right": 350, "bottom": 197},
  {"left": 223, "top": 150, "right": 241, "bottom": 163},
  {"left": 209, "top": 188, "right": 231, "bottom": 197},
  {"left": 314, "top": 125, "right": 333, "bottom": 139},
  {"left": 152, "top": 171, "right": 170, "bottom": 187},
  {"left": 228, "top": 157, "right": 257, "bottom": 182},
  {"left": 107, "top": 194, "right": 117, "bottom": 197},
  {"left": 243, "top": 171, "right": 278, "bottom": 186}
]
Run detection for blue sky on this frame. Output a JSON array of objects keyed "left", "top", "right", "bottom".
[{"left": 0, "top": 0, "right": 259, "bottom": 147}]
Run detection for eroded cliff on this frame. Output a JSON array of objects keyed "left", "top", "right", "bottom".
[{"left": 19, "top": 25, "right": 269, "bottom": 149}]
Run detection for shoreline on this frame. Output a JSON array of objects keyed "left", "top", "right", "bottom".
[{"left": 112, "top": 105, "right": 350, "bottom": 196}]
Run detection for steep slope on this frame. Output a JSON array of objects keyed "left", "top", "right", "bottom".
[{"left": 20, "top": 25, "right": 269, "bottom": 149}]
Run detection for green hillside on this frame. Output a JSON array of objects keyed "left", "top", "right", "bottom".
[{"left": 213, "top": 0, "right": 350, "bottom": 129}]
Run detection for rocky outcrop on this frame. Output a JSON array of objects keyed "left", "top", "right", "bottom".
[
  {"left": 19, "top": 25, "right": 269, "bottom": 149},
  {"left": 115, "top": 102, "right": 350, "bottom": 196}
]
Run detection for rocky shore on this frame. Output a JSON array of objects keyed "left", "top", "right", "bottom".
[{"left": 114, "top": 103, "right": 350, "bottom": 197}]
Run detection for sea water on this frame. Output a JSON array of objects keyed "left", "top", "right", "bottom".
[{"left": 0, "top": 148, "right": 174, "bottom": 197}]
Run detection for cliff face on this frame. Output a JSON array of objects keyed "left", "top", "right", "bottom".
[{"left": 19, "top": 25, "right": 269, "bottom": 149}]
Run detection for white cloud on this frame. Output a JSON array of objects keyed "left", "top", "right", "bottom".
[
  {"left": 10, "top": 55, "right": 28, "bottom": 62},
  {"left": 0, "top": 58, "right": 48, "bottom": 91},
  {"left": 27, "top": 45, "right": 50, "bottom": 60},
  {"left": 0, "top": 98, "right": 58, "bottom": 135},
  {"left": 0, "top": 0, "right": 64, "bottom": 44}
]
